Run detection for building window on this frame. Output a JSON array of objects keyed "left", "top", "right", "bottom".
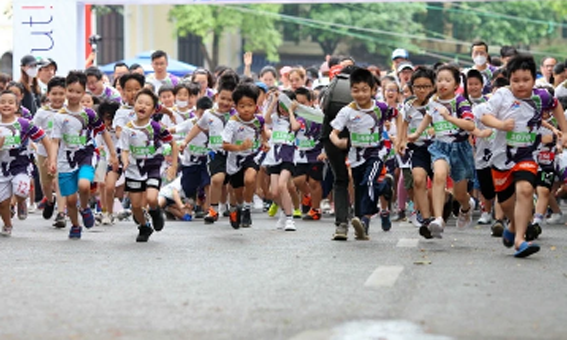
[
  {"left": 96, "top": 6, "right": 124, "bottom": 65},
  {"left": 178, "top": 34, "right": 204, "bottom": 67}
]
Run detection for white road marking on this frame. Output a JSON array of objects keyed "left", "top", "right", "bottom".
[
  {"left": 396, "top": 238, "right": 419, "bottom": 248},
  {"left": 364, "top": 265, "right": 404, "bottom": 287}
]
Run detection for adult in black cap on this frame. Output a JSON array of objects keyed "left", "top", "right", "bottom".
[
  {"left": 18, "top": 54, "right": 41, "bottom": 114},
  {"left": 37, "top": 57, "right": 58, "bottom": 95}
]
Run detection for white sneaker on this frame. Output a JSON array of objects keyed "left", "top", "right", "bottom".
[
  {"left": 428, "top": 217, "right": 444, "bottom": 239},
  {"left": 457, "top": 208, "right": 472, "bottom": 230},
  {"left": 409, "top": 212, "right": 422, "bottom": 228},
  {"left": 276, "top": 213, "right": 286, "bottom": 230},
  {"left": 101, "top": 212, "right": 112, "bottom": 226},
  {"left": 284, "top": 219, "right": 296, "bottom": 231},
  {"left": 253, "top": 195, "right": 264, "bottom": 210},
  {"left": 477, "top": 212, "right": 492, "bottom": 225},
  {"left": 28, "top": 203, "right": 37, "bottom": 213},
  {"left": 546, "top": 213, "right": 563, "bottom": 225},
  {"left": 1, "top": 225, "right": 12, "bottom": 237}
]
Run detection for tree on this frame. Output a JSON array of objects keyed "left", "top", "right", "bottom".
[
  {"left": 281, "top": 3, "right": 426, "bottom": 57},
  {"left": 169, "top": 4, "right": 282, "bottom": 69}
]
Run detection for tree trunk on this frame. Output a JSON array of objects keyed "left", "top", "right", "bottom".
[
  {"left": 319, "top": 39, "right": 338, "bottom": 56},
  {"left": 212, "top": 31, "right": 220, "bottom": 71},
  {"left": 200, "top": 42, "right": 214, "bottom": 69}
]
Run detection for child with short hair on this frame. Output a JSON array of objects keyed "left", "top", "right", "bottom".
[
  {"left": 0, "top": 90, "right": 54, "bottom": 236},
  {"left": 330, "top": 68, "right": 398, "bottom": 241},
  {"left": 85, "top": 66, "right": 121, "bottom": 103},
  {"left": 181, "top": 80, "right": 238, "bottom": 225},
  {"left": 6, "top": 82, "right": 32, "bottom": 120},
  {"left": 119, "top": 88, "right": 178, "bottom": 242},
  {"left": 50, "top": 71, "right": 119, "bottom": 239},
  {"left": 481, "top": 54, "right": 567, "bottom": 257},
  {"left": 222, "top": 83, "right": 267, "bottom": 229},
  {"left": 173, "top": 96, "right": 214, "bottom": 220},
  {"left": 32, "top": 76, "right": 68, "bottom": 227}
]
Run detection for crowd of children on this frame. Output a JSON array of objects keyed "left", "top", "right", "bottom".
[{"left": 3, "top": 45, "right": 567, "bottom": 259}]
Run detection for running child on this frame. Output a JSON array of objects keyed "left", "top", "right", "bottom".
[
  {"left": 119, "top": 88, "right": 178, "bottom": 242},
  {"left": 0, "top": 90, "right": 54, "bottom": 236},
  {"left": 50, "top": 71, "right": 119, "bottom": 239},
  {"left": 480, "top": 54, "right": 567, "bottom": 257},
  {"left": 409, "top": 65, "right": 476, "bottom": 239}
]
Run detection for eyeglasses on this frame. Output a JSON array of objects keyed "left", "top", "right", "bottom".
[{"left": 412, "top": 85, "right": 433, "bottom": 90}]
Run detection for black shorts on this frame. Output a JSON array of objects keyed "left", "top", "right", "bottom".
[
  {"left": 230, "top": 158, "right": 260, "bottom": 189},
  {"left": 410, "top": 144, "right": 433, "bottom": 179},
  {"left": 476, "top": 167, "right": 496, "bottom": 201},
  {"left": 106, "top": 165, "right": 123, "bottom": 176},
  {"left": 536, "top": 168, "right": 555, "bottom": 190},
  {"left": 208, "top": 151, "right": 227, "bottom": 177},
  {"left": 125, "top": 177, "right": 162, "bottom": 193},
  {"left": 268, "top": 162, "right": 295, "bottom": 176},
  {"left": 294, "top": 162, "right": 324, "bottom": 181}
]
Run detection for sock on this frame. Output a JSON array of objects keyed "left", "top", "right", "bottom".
[
  {"left": 286, "top": 214, "right": 293, "bottom": 220},
  {"left": 533, "top": 213, "right": 544, "bottom": 224}
]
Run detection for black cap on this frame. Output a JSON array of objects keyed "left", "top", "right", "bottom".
[
  {"left": 20, "top": 54, "right": 38, "bottom": 67},
  {"left": 39, "top": 58, "right": 58, "bottom": 71}
]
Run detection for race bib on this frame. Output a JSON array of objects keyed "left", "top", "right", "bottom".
[
  {"left": 272, "top": 131, "right": 294, "bottom": 144},
  {"left": 130, "top": 145, "right": 156, "bottom": 158},
  {"left": 506, "top": 131, "right": 536, "bottom": 147},
  {"left": 1, "top": 135, "right": 21, "bottom": 150},
  {"left": 63, "top": 134, "right": 87, "bottom": 146},
  {"left": 209, "top": 135, "right": 223, "bottom": 148},
  {"left": 433, "top": 121, "right": 457, "bottom": 134},
  {"left": 296, "top": 139, "right": 315, "bottom": 150},
  {"left": 350, "top": 132, "right": 380, "bottom": 147},
  {"left": 189, "top": 144, "right": 209, "bottom": 155}
]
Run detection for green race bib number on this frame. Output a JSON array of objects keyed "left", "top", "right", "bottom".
[
  {"left": 350, "top": 132, "right": 380, "bottom": 146},
  {"left": 63, "top": 134, "right": 87, "bottom": 146},
  {"left": 296, "top": 139, "right": 315, "bottom": 149},
  {"left": 272, "top": 131, "right": 294, "bottom": 144},
  {"left": 506, "top": 131, "right": 536, "bottom": 147},
  {"left": 235, "top": 140, "right": 260, "bottom": 149},
  {"left": 130, "top": 145, "right": 156, "bottom": 158},
  {"left": 47, "top": 120, "right": 53, "bottom": 130},
  {"left": 209, "top": 135, "right": 223, "bottom": 148},
  {"left": 189, "top": 144, "right": 209, "bottom": 155},
  {"left": 433, "top": 121, "right": 457, "bottom": 133},
  {"left": 1, "top": 135, "right": 21, "bottom": 150}
]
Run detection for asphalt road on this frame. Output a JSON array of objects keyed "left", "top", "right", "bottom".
[{"left": 1, "top": 208, "right": 566, "bottom": 340}]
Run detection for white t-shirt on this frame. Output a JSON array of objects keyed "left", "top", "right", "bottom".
[
  {"left": 32, "top": 105, "right": 59, "bottom": 157},
  {"left": 221, "top": 114, "right": 264, "bottom": 175},
  {"left": 197, "top": 108, "right": 234, "bottom": 152},
  {"left": 175, "top": 117, "right": 209, "bottom": 167}
]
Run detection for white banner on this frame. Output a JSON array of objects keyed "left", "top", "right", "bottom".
[{"left": 13, "top": 0, "right": 83, "bottom": 77}]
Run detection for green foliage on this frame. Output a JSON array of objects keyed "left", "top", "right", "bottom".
[
  {"left": 285, "top": 3, "right": 426, "bottom": 56},
  {"left": 169, "top": 4, "right": 282, "bottom": 64}
]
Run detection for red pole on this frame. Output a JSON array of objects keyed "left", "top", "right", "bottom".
[{"left": 85, "top": 4, "right": 92, "bottom": 59}]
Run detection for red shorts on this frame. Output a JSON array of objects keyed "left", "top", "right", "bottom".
[{"left": 491, "top": 161, "right": 538, "bottom": 193}]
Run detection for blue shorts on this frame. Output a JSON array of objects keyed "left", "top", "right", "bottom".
[
  {"left": 58, "top": 165, "right": 95, "bottom": 197},
  {"left": 181, "top": 163, "right": 211, "bottom": 198},
  {"left": 428, "top": 140, "right": 474, "bottom": 183}
]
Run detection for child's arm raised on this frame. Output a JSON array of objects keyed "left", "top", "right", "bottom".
[{"left": 288, "top": 102, "right": 301, "bottom": 132}]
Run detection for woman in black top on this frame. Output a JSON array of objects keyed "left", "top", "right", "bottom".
[{"left": 19, "top": 55, "right": 42, "bottom": 115}]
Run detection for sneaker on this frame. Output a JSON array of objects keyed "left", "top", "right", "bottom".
[
  {"left": 419, "top": 218, "right": 433, "bottom": 239},
  {"left": 332, "top": 222, "right": 348, "bottom": 241},
  {"left": 28, "top": 202, "right": 37, "bottom": 213},
  {"left": 351, "top": 217, "right": 369, "bottom": 240},
  {"left": 393, "top": 210, "right": 406, "bottom": 222},
  {"left": 451, "top": 196, "right": 460, "bottom": 218},
  {"left": 241, "top": 208, "right": 252, "bottom": 228},
  {"left": 116, "top": 210, "right": 132, "bottom": 221},
  {"left": 276, "top": 212, "right": 286, "bottom": 230},
  {"left": 229, "top": 207, "right": 241, "bottom": 229},
  {"left": 303, "top": 208, "right": 321, "bottom": 221},
  {"left": 546, "top": 213, "right": 563, "bottom": 225},
  {"left": 456, "top": 208, "right": 472, "bottom": 230},
  {"left": 361, "top": 216, "right": 370, "bottom": 236},
  {"left": 409, "top": 211, "right": 421, "bottom": 227},
  {"left": 284, "top": 219, "right": 296, "bottom": 231},
  {"left": 293, "top": 208, "right": 302, "bottom": 219},
  {"left": 301, "top": 195, "right": 312, "bottom": 214},
  {"left": 491, "top": 219, "right": 505, "bottom": 237},
  {"left": 477, "top": 212, "right": 492, "bottom": 225},
  {"left": 525, "top": 223, "right": 539, "bottom": 241},
  {"left": 380, "top": 210, "right": 392, "bottom": 231},
  {"left": 149, "top": 208, "right": 165, "bottom": 232},
  {"left": 193, "top": 205, "right": 205, "bottom": 219},
  {"left": 101, "top": 212, "right": 113, "bottom": 226},
  {"left": 222, "top": 204, "right": 230, "bottom": 217},
  {"left": 80, "top": 208, "right": 95, "bottom": 229},
  {"left": 204, "top": 207, "right": 219, "bottom": 224},
  {"left": 263, "top": 200, "right": 272, "bottom": 213},
  {"left": 17, "top": 201, "right": 27, "bottom": 220},
  {"left": 38, "top": 197, "right": 48, "bottom": 210},
  {"left": 53, "top": 212, "right": 67, "bottom": 228},
  {"left": 1, "top": 225, "right": 12, "bottom": 237},
  {"left": 42, "top": 196, "right": 56, "bottom": 220},
  {"left": 253, "top": 195, "right": 264, "bottom": 210},
  {"left": 429, "top": 217, "right": 445, "bottom": 239},
  {"left": 136, "top": 224, "right": 153, "bottom": 242},
  {"left": 268, "top": 203, "right": 279, "bottom": 217},
  {"left": 68, "top": 226, "right": 82, "bottom": 239}
]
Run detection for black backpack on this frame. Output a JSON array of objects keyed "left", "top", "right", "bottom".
[{"left": 321, "top": 73, "right": 352, "bottom": 140}]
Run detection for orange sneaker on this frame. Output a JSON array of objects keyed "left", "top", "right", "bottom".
[
  {"left": 303, "top": 208, "right": 321, "bottom": 221},
  {"left": 229, "top": 207, "right": 241, "bottom": 229},
  {"left": 204, "top": 207, "right": 219, "bottom": 224}
]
